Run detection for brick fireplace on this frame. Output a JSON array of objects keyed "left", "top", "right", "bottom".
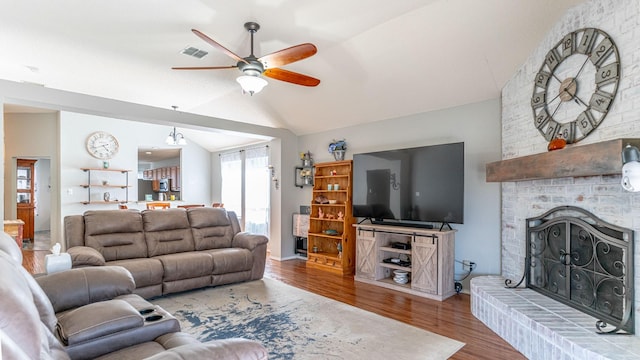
[
  {"left": 470, "top": 1, "right": 640, "bottom": 358},
  {"left": 472, "top": 139, "right": 640, "bottom": 359}
]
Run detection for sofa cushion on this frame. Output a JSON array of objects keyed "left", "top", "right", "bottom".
[
  {"left": 36, "top": 266, "right": 135, "bottom": 313},
  {"left": 107, "top": 258, "right": 164, "bottom": 289},
  {"left": 142, "top": 209, "right": 196, "bottom": 257},
  {"left": 187, "top": 208, "right": 235, "bottom": 250},
  {"left": 204, "top": 248, "right": 253, "bottom": 275},
  {"left": 64, "top": 214, "right": 86, "bottom": 248},
  {"left": 154, "top": 252, "right": 214, "bottom": 282},
  {"left": 68, "top": 246, "right": 106, "bottom": 266},
  {"left": 84, "top": 210, "right": 147, "bottom": 261}
]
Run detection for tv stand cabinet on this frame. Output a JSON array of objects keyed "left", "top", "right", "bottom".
[{"left": 354, "top": 223, "right": 456, "bottom": 301}]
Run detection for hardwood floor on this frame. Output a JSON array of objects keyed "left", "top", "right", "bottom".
[
  {"left": 22, "top": 250, "right": 524, "bottom": 359},
  {"left": 265, "top": 258, "right": 525, "bottom": 360}
]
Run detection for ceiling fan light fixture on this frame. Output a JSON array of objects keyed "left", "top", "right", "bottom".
[{"left": 236, "top": 75, "right": 268, "bottom": 95}]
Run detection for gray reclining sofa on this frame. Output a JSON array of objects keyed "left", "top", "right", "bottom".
[{"left": 64, "top": 207, "right": 269, "bottom": 298}]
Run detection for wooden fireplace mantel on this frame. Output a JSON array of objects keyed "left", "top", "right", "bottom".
[{"left": 486, "top": 138, "right": 640, "bottom": 182}]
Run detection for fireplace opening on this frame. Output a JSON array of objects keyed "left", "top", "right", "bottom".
[{"left": 507, "top": 206, "right": 634, "bottom": 334}]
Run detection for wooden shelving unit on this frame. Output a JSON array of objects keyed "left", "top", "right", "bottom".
[
  {"left": 306, "top": 160, "right": 356, "bottom": 275},
  {"left": 80, "top": 168, "right": 131, "bottom": 204}
]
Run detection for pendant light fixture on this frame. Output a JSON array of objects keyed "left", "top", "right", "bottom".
[{"left": 165, "top": 106, "right": 187, "bottom": 146}]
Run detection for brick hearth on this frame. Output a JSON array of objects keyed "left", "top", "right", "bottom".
[{"left": 471, "top": 276, "right": 640, "bottom": 360}]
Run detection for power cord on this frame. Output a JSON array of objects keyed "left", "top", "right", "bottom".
[{"left": 453, "top": 259, "right": 476, "bottom": 294}]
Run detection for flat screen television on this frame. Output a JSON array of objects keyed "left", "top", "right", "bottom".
[{"left": 352, "top": 142, "right": 464, "bottom": 229}]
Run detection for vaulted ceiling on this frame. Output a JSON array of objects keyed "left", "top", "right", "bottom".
[{"left": 1, "top": 0, "right": 584, "bottom": 149}]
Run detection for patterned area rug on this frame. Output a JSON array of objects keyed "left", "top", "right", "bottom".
[{"left": 153, "top": 278, "right": 464, "bottom": 360}]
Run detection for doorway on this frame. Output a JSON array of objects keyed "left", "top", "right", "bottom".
[{"left": 15, "top": 157, "right": 51, "bottom": 250}]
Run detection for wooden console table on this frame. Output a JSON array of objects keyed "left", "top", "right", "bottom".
[
  {"left": 354, "top": 223, "right": 456, "bottom": 301},
  {"left": 4, "top": 219, "right": 25, "bottom": 248}
]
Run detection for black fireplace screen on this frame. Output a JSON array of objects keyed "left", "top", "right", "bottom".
[{"left": 522, "top": 206, "right": 634, "bottom": 334}]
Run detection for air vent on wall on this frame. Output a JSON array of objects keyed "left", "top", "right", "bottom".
[{"left": 180, "top": 46, "right": 208, "bottom": 59}]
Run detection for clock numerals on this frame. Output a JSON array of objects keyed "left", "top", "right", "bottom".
[
  {"left": 590, "top": 90, "right": 614, "bottom": 113},
  {"left": 544, "top": 120, "right": 560, "bottom": 141},
  {"left": 534, "top": 71, "right": 551, "bottom": 88},
  {"left": 576, "top": 28, "right": 596, "bottom": 55},
  {"left": 590, "top": 36, "right": 614, "bottom": 67},
  {"left": 595, "top": 62, "right": 619, "bottom": 85},
  {"left": 534, "top": 108, "right": 551, "bottom": 130},
  {"left": 576, "top": 111, "right": 596, "bottom": 134},
  {"left": 561, "top": 32, "right": 576, "bottom": 59},
  {"left": 556, "top": 122, "right": 576, "bottom": 143},
  {"left": 545, "top": 49, "right": 561, "bottom": 72},
  {"left": 531, "top": 90, "right": 546, "bottom": 109}
]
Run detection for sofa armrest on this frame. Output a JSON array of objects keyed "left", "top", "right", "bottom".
[
  {"left": 231, "top": 232, "right": 268, "bottom": 251},
  {"left": 68, "top": 246, "right": 106, "bottom": 266},
  {"left": 36, "top": 266, "right": 135, "bottom": 313},
  {"left": 145, "top": 338, "right": 268, "bottom": 360}
]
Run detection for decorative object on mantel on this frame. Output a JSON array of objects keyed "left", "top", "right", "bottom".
[
  {"left": 621, "top": 144, "right": 640, "bottom": 192},
  {"left": 328, "top": 139, "right": 347, "bottom": 161},
  {"left": 531, "top": 28, "right": 620, "bottom": 144},
  {"left": 547, "top": 134, "right": 566, "bottom": 151}
]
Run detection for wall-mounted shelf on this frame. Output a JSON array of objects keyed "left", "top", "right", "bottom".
[
  {"left": 486, "top": 138, "right": 640, "bottom": 182},
  {"left": 80, "top": 168, "right": 131, "bottom": 204},
  {"left": 295, "top": 166, "right": 314, "bottom": 188}
]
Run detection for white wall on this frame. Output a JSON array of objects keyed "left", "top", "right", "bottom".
[
  {"left": 58, "top": 112, "right": 211, "bottom": 235},
  {"left": 297, "top": 98, "right": 502, "bottom": 289},
  {"left": 500, "top": 0, "right": 640, "bottom": 334}
]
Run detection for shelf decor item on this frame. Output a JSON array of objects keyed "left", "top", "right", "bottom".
[
  {"left": 300, "top": 151, "right": 313, "bottom": 167},
  {"left": 328, "top": 139, "right": 347, "bottom": 161}
]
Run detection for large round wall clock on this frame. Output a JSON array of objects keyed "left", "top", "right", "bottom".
[
  {"left": 531, "top": 28, "right": 620, "bottom": 144},
  {"left": 86, "top": 131, "right": 119, "bottom": 159}
]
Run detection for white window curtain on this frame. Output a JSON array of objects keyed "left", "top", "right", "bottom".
[
  {"left": 220, "top": 151, "right": 242, "bottom": 216},
  {"left": 244, "top": 147, "right": 270, "bottom": 236},
  {"left": 220, "top": 147, "right": 270, "bottom": 236}
]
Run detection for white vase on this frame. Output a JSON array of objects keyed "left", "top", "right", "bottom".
[{"left": 333, "top": 150, "right": 345, "bottom": 161}]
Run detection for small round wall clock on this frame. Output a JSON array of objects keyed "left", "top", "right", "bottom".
[
  {"left": 531, "top": 28, "right": 620, "bottom": 144},
  {"left": 86, "top": 131, "right": 119, "bottom": 159}
]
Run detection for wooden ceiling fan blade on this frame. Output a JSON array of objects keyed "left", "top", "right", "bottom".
[
  {"left": 192, "top": 29, "right": 248, "bottom": 65},
  {"left": 259, "top": 43, "right": 317, "bottom": 68},
  {"left": 263, "top": 68, "right": 320, "bottom": 87},
  {"left": 172, "top": 66, "right": 237, "bottom": 70}
]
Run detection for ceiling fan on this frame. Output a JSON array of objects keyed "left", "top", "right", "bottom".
[{"left": 172, "top": 22, "right": 320, "bottom": 95}]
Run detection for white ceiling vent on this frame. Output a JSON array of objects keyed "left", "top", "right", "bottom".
[{"left": 180, "top": 46, "right": 208, "bottom": 59}]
